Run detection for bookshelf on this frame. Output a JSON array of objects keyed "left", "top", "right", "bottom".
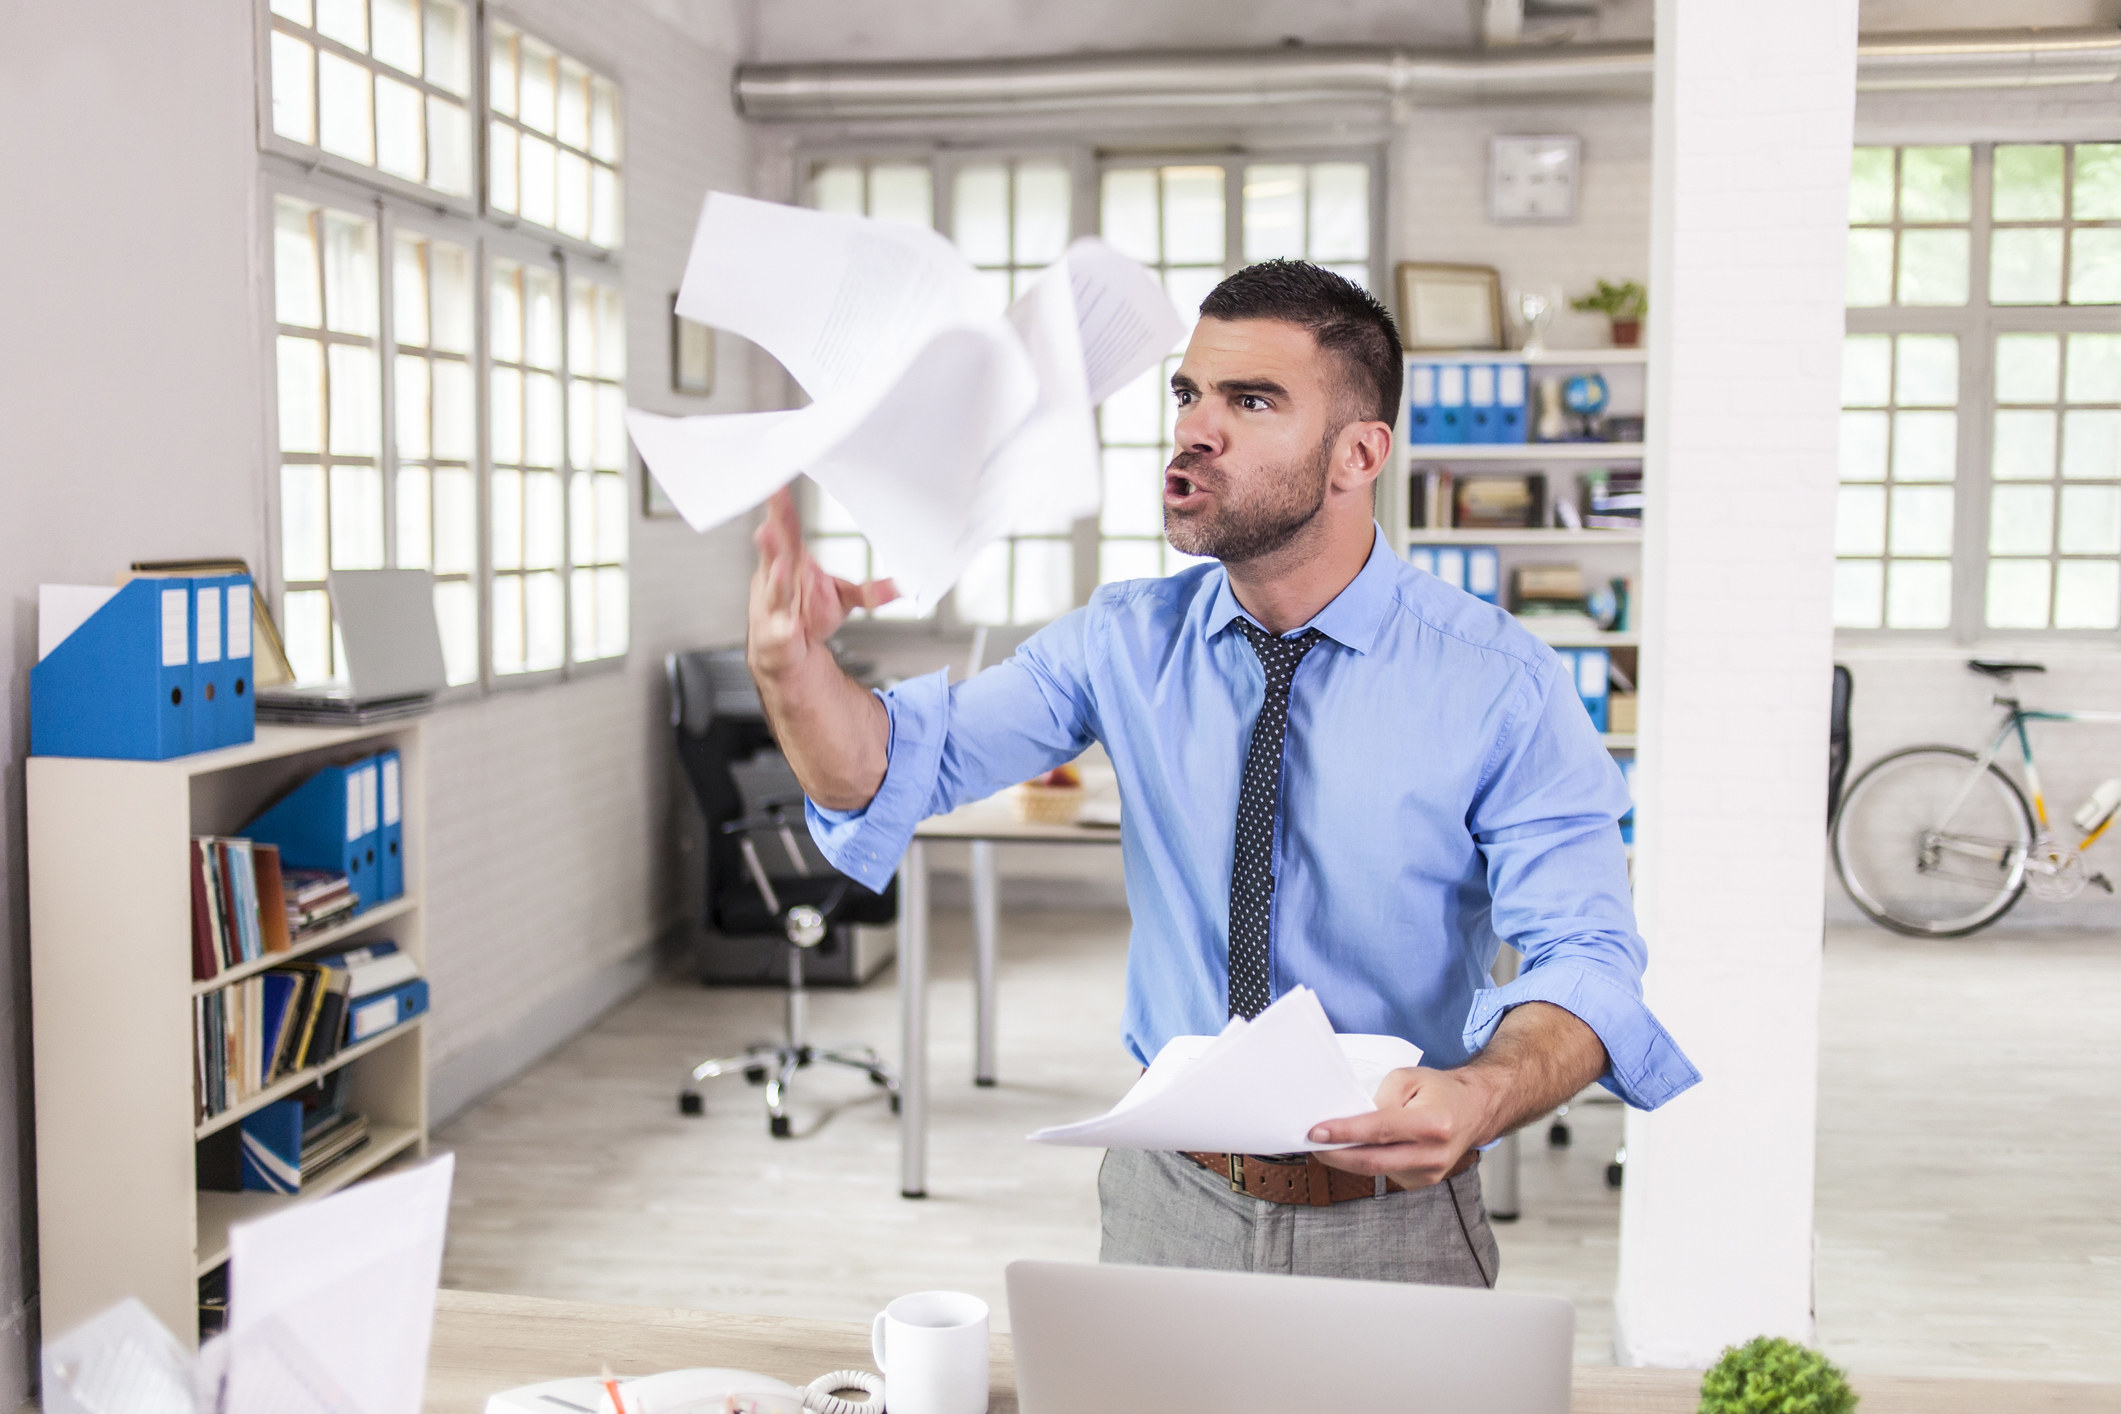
[
  {"left": 28, "top": 722, "right": 429, "bottom": 1343},
  {"left": 1406, "top": 440, "right": 1645, "bottom": 462}
]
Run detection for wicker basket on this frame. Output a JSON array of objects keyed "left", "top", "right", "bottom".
[{"left": 1009, "top": 781, "right": 1086, "bottom": 825}]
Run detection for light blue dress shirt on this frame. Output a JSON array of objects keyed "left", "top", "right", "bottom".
[{"left": 810, "top": 526, "right": 1700, "bottom": 1110}]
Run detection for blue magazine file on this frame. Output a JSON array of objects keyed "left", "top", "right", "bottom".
[{"left": 30, "top": 578, "right": 194, "bottom": 760}]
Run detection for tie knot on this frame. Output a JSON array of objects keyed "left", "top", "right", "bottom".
[{"left": 1236, "top": 620, "right": 1323, "bottom": 684}]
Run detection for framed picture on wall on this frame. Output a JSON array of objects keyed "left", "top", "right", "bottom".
[
  {"left": 671, "top": 294, "right": 715, "bottom": 395},
  {"left": 640, "top": 451, "right": 681, "bottom": 520},
  {"left": 1395, "top": 263, "right": 1504, "bottom": 351}
]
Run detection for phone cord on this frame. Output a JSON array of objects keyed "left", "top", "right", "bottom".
[{"left": 804, "top": 1370, "right": 884, "bottom": 1414}]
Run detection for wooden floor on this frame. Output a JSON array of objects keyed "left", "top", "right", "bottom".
[{"left": 438, "top": 911, "right": 2121, "bottom": 1383}]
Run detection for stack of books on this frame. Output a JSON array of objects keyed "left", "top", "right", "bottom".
[
  {"left": 1580, "top": 468, "right": 1644, "bottom": 530},
  {"left": 197, "top": 1071, "right": 372, "bottom": 1195},
  {"left": 283, "top": 868, "right": 358, "bottom": 939},
  {"left": 190, "top": 837, "right": 290, "bottom": 980}
]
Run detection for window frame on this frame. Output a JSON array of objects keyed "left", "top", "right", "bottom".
[
  {"left": 1841, "top": 140, "right": 2121, "bottom": 645},
  {"left": 483, "top": 10, "right": 628, "bottom": 257}
]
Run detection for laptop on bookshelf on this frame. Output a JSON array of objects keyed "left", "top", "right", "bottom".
[{"left": 256, "top": 569, "right": 448, "bottom": 725}]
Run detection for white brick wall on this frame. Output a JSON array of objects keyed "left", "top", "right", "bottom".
[{"left": 1613, "top": 0, "right": 1858, "bottom": 1367}]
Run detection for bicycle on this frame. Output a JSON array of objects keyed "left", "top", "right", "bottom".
[{"left": 1831, "top": 659, "right": 2121, "bottom": 937}]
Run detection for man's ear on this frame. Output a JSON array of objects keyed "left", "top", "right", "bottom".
[{"left": 1332, "top": 420, "right": 1394, "bottom": 492}]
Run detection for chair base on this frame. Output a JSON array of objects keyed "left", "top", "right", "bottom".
[{"left": 678, "top": 1042, "right": 899, "bottom": 1137}]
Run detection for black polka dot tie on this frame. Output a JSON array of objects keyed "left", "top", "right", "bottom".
[{"left": 1227, "top": 620, "right": 1324, "bottom": 1020}]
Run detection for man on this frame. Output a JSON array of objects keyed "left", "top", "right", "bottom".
[{"left": 748, "top": 259, "right": 1698, "bottom": 1287}]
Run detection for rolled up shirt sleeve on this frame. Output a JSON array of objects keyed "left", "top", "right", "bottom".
[
  {"left": 1463, "top": 653, "right": 1702, "bottom": 1111},
  {"left": 806, "top": 607, "right": 1103, "bottom": 893}
]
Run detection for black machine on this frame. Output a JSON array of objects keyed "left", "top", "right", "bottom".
[{"left": 666, "top": 648, "right": 898, "bottom": 1135}]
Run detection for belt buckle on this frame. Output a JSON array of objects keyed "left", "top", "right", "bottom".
[{"left": 1226, "top": 1154, "right": 1244, "bottom": 1193}]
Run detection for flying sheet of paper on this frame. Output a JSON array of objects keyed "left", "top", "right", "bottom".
[
  {"left": 627, "top": 192, "right": 1184, "bottom": 605},
  {"left": 40, "top": 1297, "right": 197, "bottom": 1414},
  {"left": 1029, "top": 987, "right": 1424, "bottom": 1155},
  {"left": 222, "top": 1154, "right": 454, "bottom": 1414}
]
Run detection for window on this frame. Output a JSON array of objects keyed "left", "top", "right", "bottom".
[
  {"left": 489, "top": 20, "right": 623, "bottom": 249},
  {"left": 568, "top": 278, "right": 631, "bottom": 662},
  {"left": 266, "top": 0, "right": 475, "bottom": 198},
  {"left": 488, "top": 256, "right": 567, "bottom": 675},
  {"left": 390, "top": 227, "right": 480, "bottom": 683}
]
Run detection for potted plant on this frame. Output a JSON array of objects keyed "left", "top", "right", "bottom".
[
  {"left": 1570, "top": 278, "right": 1648, "bottom": 347},
  {"left": 1700, "top": 1336, "right": 1858, "bottom": 1414}
]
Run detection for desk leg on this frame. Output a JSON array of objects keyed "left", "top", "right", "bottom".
[
  {"left": 898, "top": 841, "right": 929, "bottom": 1199},
  {"left": 970, "top": 839, "right": 998, "bottom": 1088},
  {"left": 1484, "top": 1130, "right": 1521, "bottom": 1223}
]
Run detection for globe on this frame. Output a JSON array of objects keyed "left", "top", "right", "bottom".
[{"left": 1562, "top": 372, "right": 1610, "bottom": 417}]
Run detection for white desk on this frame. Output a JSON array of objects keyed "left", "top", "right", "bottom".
[{"left": 897, "top": 796, "right": 1121, "bottom": 1198}]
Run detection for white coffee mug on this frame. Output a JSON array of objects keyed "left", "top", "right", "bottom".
[{"left": 871, "top": 1290, "right": 989, "bottom": 1414}]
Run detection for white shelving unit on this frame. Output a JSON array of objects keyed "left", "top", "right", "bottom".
[
  {"left": 1406, "top": 441, "right": 1645, "bottom": 462},
  {"left": 28, "top": 722, "right": 429, "bottom": 1342}
]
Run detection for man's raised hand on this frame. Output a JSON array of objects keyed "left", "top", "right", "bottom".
[{"left": 746, "top": 488, "right": 898, "bottom": 684}]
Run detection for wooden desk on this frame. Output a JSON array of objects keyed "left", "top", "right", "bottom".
[
  {"left": 899, "top": 796, "right": 1121, "bottom": 1197},
  {"left": 426, "top": 1289, "right": 2121, "bottom": 1414}
]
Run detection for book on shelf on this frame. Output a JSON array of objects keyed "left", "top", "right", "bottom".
[
  {"left": 197, "top": 1071, "right": 372, "bottom": 1194},
  {"left": 283, "top": 867, "right": 359, "bottom": 937},
  {"left": 191, "top": 837, "right": 349, "bottom": 982},
  {"left": 1578, "top": 467, "right": 1644, "bottom": 530}
]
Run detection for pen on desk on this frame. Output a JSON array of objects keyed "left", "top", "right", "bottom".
[{"left": 600, "top": 1364, "right": 625, "bottom": 1414}]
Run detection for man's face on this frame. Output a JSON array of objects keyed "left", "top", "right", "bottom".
[{"left": 1164, "top": 317, "right": 1347, "bottom": 565}]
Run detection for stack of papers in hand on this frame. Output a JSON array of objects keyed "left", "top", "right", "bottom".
[
  {"left": 1029, "top": 987, "right": 1423, "bottom": 1155},
  {"left": 627, "top": 192, "right": 1186, "bottom": 606}
]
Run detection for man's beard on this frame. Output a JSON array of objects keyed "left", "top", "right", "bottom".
[{"left": 1163, "top": 436, "right": 1333, "bottom": 565}]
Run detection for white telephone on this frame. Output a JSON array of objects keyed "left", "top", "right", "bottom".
[{"left": 486, "top": 1366, "right": 883, "bottom": 1414}]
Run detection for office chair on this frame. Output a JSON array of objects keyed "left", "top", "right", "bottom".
[
  {"left": 667, "top": 649, "right": 899, "bottom": 1137},
  {"left": 1828, "top": 663, "right": 1854, "bottom": 826}
]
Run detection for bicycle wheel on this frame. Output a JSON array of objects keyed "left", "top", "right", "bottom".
[{"left": 1832, "top": 746, "right": 2033, "bottom": 937}]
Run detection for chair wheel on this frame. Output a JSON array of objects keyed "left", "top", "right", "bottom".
[
  {"left": 770, "top": 1114, "right": 792, "bottom": 1138},
  {"left": 744, "top": 1065, "right": 768, "bottom": 1085},
  {"left": 1605, "top": 1162, "right": 1625, "bottom": 1189},
  {"left": 678, "top": 1092, "right": 704, "bottom": 1117},
  {"left": 890, "top": 1094, "right": 901, "bottom": 1114},
  {"left": 1547, "top": 1122, "right": 1571, "bottom": 1148}
]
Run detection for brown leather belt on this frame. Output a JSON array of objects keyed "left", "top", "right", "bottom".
[{"left": 1181, "top": 1149, "right": 1479, "bottom": 1207}]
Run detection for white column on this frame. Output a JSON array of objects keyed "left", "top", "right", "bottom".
[{"left": 1616, "top": 0, "right": 1858, "bottom": 1366}]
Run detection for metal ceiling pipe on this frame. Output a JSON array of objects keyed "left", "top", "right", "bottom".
[{"left": 733, "top": 28, "right": 2121, "bottom": 122}]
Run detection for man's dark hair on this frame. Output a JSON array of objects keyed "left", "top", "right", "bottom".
[{"left": 1198, "top": 260, "right": 1403, "bottom": 428}]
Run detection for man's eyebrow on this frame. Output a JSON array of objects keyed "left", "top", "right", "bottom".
[
  {"left": 1170, "top": 371, "right": 1200, "bottom": 393},
  {"left": 1215, "top": 377, "right": 1291, "bottom": 399}
]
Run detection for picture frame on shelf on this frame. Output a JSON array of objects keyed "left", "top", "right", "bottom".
[
  {"left": 1396, "top": 263, "right": 1504, "bottom": 351},
  {"left": 671, "top": 294, "right": 715, "bottom": 396}
]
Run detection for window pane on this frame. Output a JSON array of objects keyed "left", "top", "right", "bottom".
[
  {"left": 1842, "top": 334, "right": 1891, "bottom": 406},
  {"left": 1891, "top": 485, "right": 1955, "bottom": 556},
  {"left": 2059, "top": 486, "right": 2121, "bottom": 555},
  {"left": 274, "top": 200, "right": 321, "bottom": 327},
  {"left": 1101, "top": 446, "right": 1165, "bottom": 536},
  {"left": 557, "top": 148, "right": 591, "bottom": 239},
  {"left": 1013, "top": 539, "right": 1074, "bottom": 623},
  {"left": 956, "top": 542, "right": 1011, "bottom": 625},
  {"left": 1995, "top": 333, "right": 2060, "bottom": 404},
  {"left": 568, "top": 380, "right": 594, "bottom": 471},
  {"left": 371, "top": 0, "right": 419, "bottom": 74},
  {"left": 1164, "top": 544, "right": 1214, "bottom": 576},
  {"left": 1835, "top": 485, "right": 1886, "bottom": 555},
  {"left": 1897, "top": 229, "right": 1969, "bottom": 306},
  {"left": 432, "top": 242, "right": 473, "bottom": 353},
  {"left": 427, "top": 96, "right": 471, "bottom": 197},
  {"left": 1102, "top": 169, "right": 1159, "bottom": 263},
  {"left": 570, "top": 471, "right": 595, "bottom": 567},
  {"left": 567, "top": 285, "right": 596, "bottom": 377},
  {"left": 1101, "top": 539, "right": 1164, "bottom": 585},
  {"left": 971, "top": 269, "right": 1010, "bottom": 319},
  {"left": 519, "top": 37, "right": 557, "bottom": 134},
  {"left": 812, "top": 163, "right": 863, "bottom": 214},
  {"left": 1887, "top": 559, "right": 1953, "bottom": 629},
  {"left": 1890, "top": 409, "right": 1955, "bottom": 481},
  {"left": 525, "top": 371, "right": 561, "bottom": 466},
  {"left": 491, "top": 367, "right": 522, "bottom": 463},
  {"left": 2066, "top": 334, "right": 2121, "bottom": 403},
  {"left": 2055, "top": 560, "right": 2120, "bottom": 629},
  {"left": 1848, "top": 147, "right": 1895, "bottom": 222},
  {"left": 276, "top": 336, "right": 323, "bottom": 452},
  {"left": 571, "top": 566, "right": 596, "bottom": 662},
  {"left": 1993, "top": 144, "right": 2064, "bottom": 221},
  {"left": 489, "top": 121, "right": 519, "bottom": 212},
  {"left": 492, "top": 573, "right": 524, "bottom": 672},
  {"left": 1165, "top": 266, "right": 1224, "bottom": 328},
  {"left": 524, "top": 470, "right": 563, "bottom": 568},
  {"left": 393, "top": 237, "right": 428, "bottom": 347},
  {"left": 590, "top": 78, "right": 620, "bottom": 162},
  {"left": 1988, "top": 484, "right": 2053, "bottom": 555},
  {"left": 491, "top": 470, "right": 523, "bottom": 570},
  {"left": 395, "top": 354, "right": 429, "bottom": 457},
  {"left": 1101, "top": 361, "right": 1166, "bottom": 444},
  {"left": 433, "top": 358, "right": 472, "bottom": 460},
  {"left": 273, "top": 0, "right": 313, "bottom": 27},
  {"left": 1834, "top": 559, "right": 1884, "bottom": 628},
  {"left": 489, "top": 23, "right": 517, "bottom": 116},
  {"left": 433, "top": 467, "right": 476, "bottom": 575},
  {"left": 558, "top": 59, "right": 590, "bottom": 151},
  {"left": 1993, "top": 410, "right": 2057, "bottom": 480},
  {"left": 425, "top": 0, "right": 471, "bottom": 95},
  {"left": 1309, "top": 162, "right": 1369, "bottom": 262},
  {"left": 2062, "top": 411, "right": 2121, "bottom": 480},
  {"left": 329, "top": 464, "right": 384, "bottom": 568},
  {"left": 321, "top": 212, "right": 377, "bottom": 335},
  {"left": 317, "top": 52, "right": 374, "bottom": 165},
  {"left": 1990, "top": 228, "right": 2063, "bottom": 305},
  {"left": 953, "top": 165, "right": 1009, "bottom": 265},
  {"left": 597, "top": 288, "right": 625, "bottom": 379},
  {"left": 1895, "top": 334, "right": 1957, "bottom": 406},
  {"left": 326, "top": 344, "right": 379, "bottom": 456},
  {"left": 1898, "top": 146, "right": 1970, "bottom": 222},
  {"left": 1243, "top": 164, "right": 1305, "bottom": 262},
  {"left": 525, "top": 571, "right": 564, "bottom": 670},
  {"left": 595, "top": 384, "right": 626, "bottom": 469},
  {"left": 591, "top": 166, "right": 621, "bottom": 249},
  {"left": 596, "top": 565, "right": 628, "bottom": 657},
  {"left": 2073, "top": 143, "right": 2121, "bottom": 220},
  {"left": 2068, "top": 230, "right": 2121, "bottom": 304},
  {"left": 281, "top": 464, "right": 328, "bottom": 582},
  {"left": 1845, "top": 229, "right": 1893, "bottom": 307},
  {"left": 1162, "top": 167, "right": 1225, "bottom": 265},
  {"left": 396, "top": 465, "right": 431, "bottom": 568},
  {"left": 315, "top": 0, "right": 366, "bottom": 48},
  {"left": 434, "top": 578, "right": 477, "bottom": 685},
  {"left": 271, "top": 33, "right": 316, "bottom": 145},
  {"left": 520, "top": 133, "right": 557, "bottom": 229},
  {"left": 525, "top": 269, "right": 560, "bottom": 368},
  {"left": 1840, "top": 411, "right": 1889, "bottom": 482},
  {"left": 597, "top": 472, "right": 626, "bottom": 563},
  {"left": 282, "top": 589, "right": 332, "bottom": 684},
  {"left": 1016, "top": 161, "right": 1070, "bottom": 265},
  {"left": 871, "top": 164, "right": 933, "bottom": 227},
  {"left": 1986, "top": 560, "right": 2051, "bottom": 629}
]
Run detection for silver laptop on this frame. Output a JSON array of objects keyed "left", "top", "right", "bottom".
[
  {"left": 1006, "top": 1260, "right": 1573, "bottom": 1414},
  {"left": 258, "top": 569, "right": 448, "bottom": 721}
]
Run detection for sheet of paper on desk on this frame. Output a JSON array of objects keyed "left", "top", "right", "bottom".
[
  {"left": 221, "top": 1154, "right": 454, "bottom": 1414},
  {"left": 1028, "top": 987, "right": 1423, "bottom": 1155},
  {"left": 626, "top": 192, "right": 1184, "bottom": 606}
]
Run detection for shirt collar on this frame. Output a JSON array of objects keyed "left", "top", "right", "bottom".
[{"left": 1206, "top": 523, "right": 1397, "bottom": 657}]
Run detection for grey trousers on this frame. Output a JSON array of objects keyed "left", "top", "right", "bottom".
[{"left": 1098, "top": 1148, "right": 1500, "bottom": 1287}]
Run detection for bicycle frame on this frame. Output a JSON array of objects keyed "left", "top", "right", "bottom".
[{"left": 1943, "top": 697, "right": 2121, "bottom": 850}]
